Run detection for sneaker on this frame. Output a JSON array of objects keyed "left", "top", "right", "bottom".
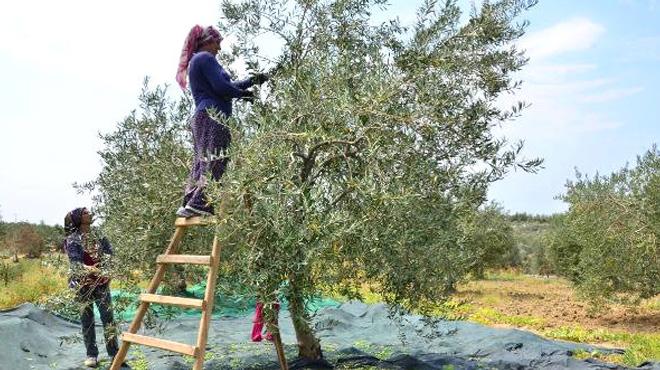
[
  {"left": 176, "top": 206, "right": 196, "bottom": 218},
  {"left": 176, "top": 205, "right": 214, "bottom": 218},
  {"left": 84, "top": 357, "right": 98, "bottom": 368}
]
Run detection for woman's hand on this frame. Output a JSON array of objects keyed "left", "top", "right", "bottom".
[
  {"left": 251, "top": 73, "right": 270, "bottom": 85},
  {"left": 85, "top": 265, "right": 101, "bottom": 274},
  {"left": 240, "top": 89, "right": 256, "bottom": 103}
]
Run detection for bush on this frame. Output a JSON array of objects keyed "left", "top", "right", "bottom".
[
  {"left": 0, "top": 260, "right": 21, "bottom": 286},
  {"left": 0, "top": 259, "right": 67, "bottom": 308}
]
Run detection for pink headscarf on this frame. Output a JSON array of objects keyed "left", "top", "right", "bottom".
[{"left": 176, "top": 25, "right": 223, "bottom": 90}]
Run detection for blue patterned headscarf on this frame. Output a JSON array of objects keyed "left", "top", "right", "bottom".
[{"left": 64, "top": 207, "right": 86, "bottom": 236}]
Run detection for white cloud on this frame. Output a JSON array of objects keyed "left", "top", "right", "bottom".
[
  {"left": 489, "top": 16, "right": 649, "bottom": 213},
  {"left": 0, "top": 0, "right": 225, "bottom": 91},
  {"left": 499, "top": 17, "right": 641, "bottom": 137},
  {"left": 518, "top": 18, "right": 605, "bottom": 60},
  {"left": 580, "top": 87, "right": 644, "bottom": 103}
]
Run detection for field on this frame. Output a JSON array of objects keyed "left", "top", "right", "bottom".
[
  {"left": 450, "top": 271, "right": 659, "bottom": 366},
  {"left": 0, "top": 256, "right": 67, "bottom": 308}
]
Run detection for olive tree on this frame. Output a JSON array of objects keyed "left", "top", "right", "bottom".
[
  {"left": 463, "top": 203, "right": 517, "bottom": 279},
  {"left": 209, "top": 0, "right": 541, "bottom": 359},
  {"left": 549, "top": 146, "right": 659, "bottom": 303}
]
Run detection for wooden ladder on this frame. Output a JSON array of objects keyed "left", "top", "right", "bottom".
[{"left": 109, "top": 216, "right": 289, "bottom": 370}]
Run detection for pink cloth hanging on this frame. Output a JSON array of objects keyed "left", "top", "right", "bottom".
[{"left": 251, "top": 301, "right": 280, "bottom": 342}]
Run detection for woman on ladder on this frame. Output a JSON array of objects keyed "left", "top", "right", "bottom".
[{"left": 175, "top": 25, "right": 268, "bottom": 218}]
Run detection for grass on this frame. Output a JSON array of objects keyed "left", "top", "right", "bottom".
[
  {"left": 127, "top": 348, "right": 149, "bottom": 370},
  {"left": 0, "top": 258, "right": 67, "bottom": 309}
]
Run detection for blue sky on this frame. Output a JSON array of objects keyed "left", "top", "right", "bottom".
[{"left": 0, "top": 0, "right": 658, "bottom": 225}]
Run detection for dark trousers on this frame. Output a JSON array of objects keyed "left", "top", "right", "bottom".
[
  {"left": 76, "top": 285, "right": 119, "bottom": 358},
  {"left": 182, "top": 110, "right": 232, "bottom": 214}
]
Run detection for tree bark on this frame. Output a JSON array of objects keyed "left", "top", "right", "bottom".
[
  {"left": 165, "top": 265, "right": 188, "bottom": 295},
  {"left": 287, "top": 284, "right": 322, "bottom": 360}
]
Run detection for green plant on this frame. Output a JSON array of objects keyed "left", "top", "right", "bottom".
[
  {"left": 0, "top": 259, "right": 67, "bottom": 309},
  {"left": 463, "top": 203, "right": 518, "bottom": 278},
  {"left": 127, "top": 348, "right": 149, "bottom": 370},
  {"left": 0, "top": 260, "right": 19, "bottom": 286},
  {"left": 549, "top": 146, "right": 659, "bottom": 302}
]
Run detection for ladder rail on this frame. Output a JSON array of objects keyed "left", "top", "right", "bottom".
[{"left": 193, "top": 235, "right": 221, "bottom": 370}]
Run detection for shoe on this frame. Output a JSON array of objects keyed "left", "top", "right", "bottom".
[
  {"left": 176, "top": 206, "right": 196, "bottom": 218},
  {"left": 176, "top": 205, "right": 214, "bottom": 218},
  {"left": 84, "top": 357, "right": 98, "bottom": 368}
]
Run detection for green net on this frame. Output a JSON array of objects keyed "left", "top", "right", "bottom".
[{"left": 102, "top": 283, "right": 340, "bottom": 322}]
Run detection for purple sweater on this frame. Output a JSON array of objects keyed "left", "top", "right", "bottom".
[{"left": 188, "top": 51, "right": 254, "bottom": 117}]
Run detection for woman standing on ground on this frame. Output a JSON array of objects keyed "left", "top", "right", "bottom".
[
  {"left": 63, "top": 207, "right": 125, "bottom": 368},
  {"left": 175, "top": 25, "right": 268, "bottom": 218}
]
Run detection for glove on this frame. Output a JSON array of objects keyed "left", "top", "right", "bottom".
[
  {"left": 251, "top": 72, "right": 270, "bottom": 85},
  {"left": 240, "top": 89, "right": 256, "bottom": 103}
]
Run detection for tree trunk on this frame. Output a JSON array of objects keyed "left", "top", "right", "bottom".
[
  {"left": 164, "top": 265, "right": 188, "bottom": 295},
  {"left": 287, "top": 285, "right": 322, "bottom": 360}
]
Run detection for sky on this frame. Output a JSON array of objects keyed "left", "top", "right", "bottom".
[{"left": 0, "top": 0, "right": 658, "bottom": 225}]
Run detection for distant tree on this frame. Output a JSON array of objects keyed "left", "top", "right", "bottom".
[
  {"left": 464, "top": 203, "right": 517, "bottom": 278},
  {"left": 33, "top": 221, "right": 65, "bottom": 252},
  {"left": 550, "top": 146, "right": 659, "bottom": 302},
  {"left": 0, "top": 208, "right": 6, "bottom": 254},
  {"left": 0, "top": 207, "right": 5, "bottom": 239},
  {"left": 508, "top": 212, "right": 551, "bottom": 223},
  {"left": 15, "top": 224, "right": 44, "bottom": 259}
]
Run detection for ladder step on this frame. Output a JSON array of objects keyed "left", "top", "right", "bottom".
[
  {"left": 121, "top": 332, "right": 197, "bottom": 356},
  {"left": 175, "top": 217, "right": 213, "bottom": 227},
  {"left": 139, "top": 294, "right": 205, "bottom": 309},
  {"left": 156, "top": 254, "right": 212, "bottom": 265}
]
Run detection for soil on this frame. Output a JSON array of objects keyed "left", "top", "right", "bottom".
[{"left": 456, "top": 274, "right": 660, "bottom": 334}]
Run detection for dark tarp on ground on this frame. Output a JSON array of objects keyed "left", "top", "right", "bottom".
[{"left": 0, "top": 302, "right": 658, "bottom": 370}]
